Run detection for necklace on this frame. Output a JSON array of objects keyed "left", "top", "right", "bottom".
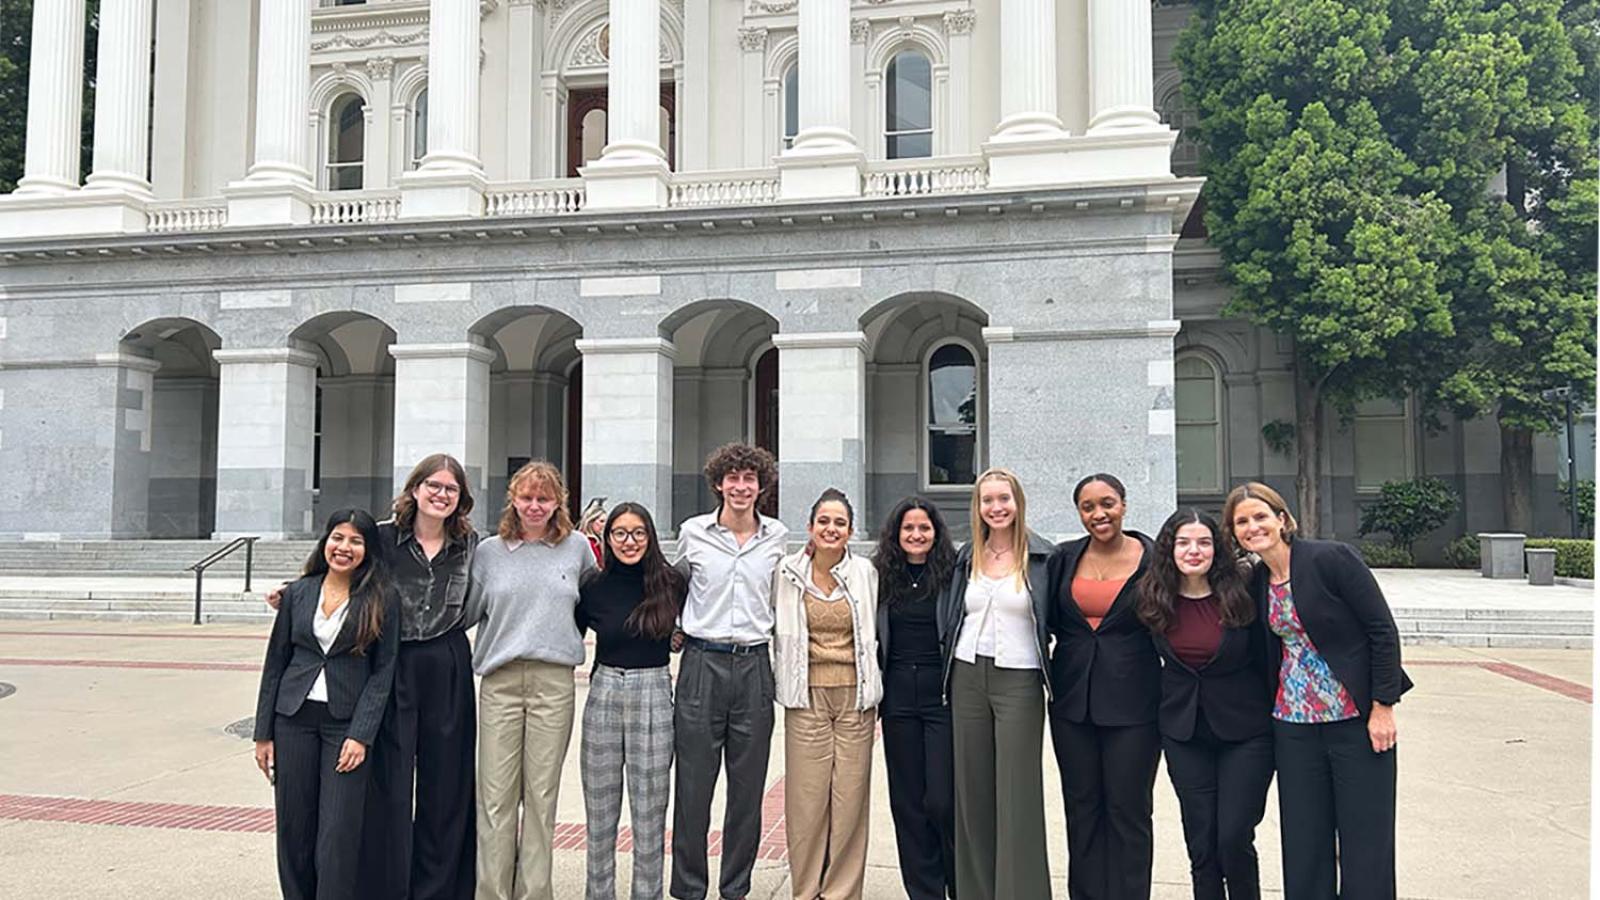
[{"left": 984, "top": 543, "right": 1011, "bottom": 559}]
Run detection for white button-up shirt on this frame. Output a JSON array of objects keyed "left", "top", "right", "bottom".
[
  {"left": 307, "top": 585, "right": 350, "bottom": 702},
  {"left": 676, "top": 511, "right": 788, "bottom": 645},
  {"left": 954, "top": 572, "right": 1040, "bottom": 670}
]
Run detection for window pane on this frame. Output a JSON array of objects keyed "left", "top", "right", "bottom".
[
  {"left": 887, "top": 51, "right": 931, "bottom": 132},
  {"left": 1176, "top": 424, "right": 1220, "bottom": 492},
  {"left": 332, "top": 95, "right": 364, "bottom": 163},
  {"left": 929, "top": 430, "right": 977, "bottom": 485},
  {"left": 1174, "top": 356, "right": 1211, "bottom": 379},
  {"left": 888, "top": 132, "right": 932, "bottom": 160},
  {"left": 784, "top": 65, "right": 799, "bottom": 143},
  {"left": 328, "top": 164, "right": 363, "bottom": 191},
  {"left": 1354, "top": 419, "right": 1407, "bottom": 489},
  {"left": 928, "top": 344, "right": 976, "bottom": 427},
  {"left": 412, "top": 89, "right": 428, "bottom": 164},
  {"left": 1175, "top": 377, "right": 1216, "bottom": 423},
  {"left": 581, "top": 108, "right": 607, "bottom": 166}
]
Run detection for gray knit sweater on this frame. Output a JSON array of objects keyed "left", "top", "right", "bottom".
[{"left": 464, "top": 532, "right": 597, "bottom": 675}]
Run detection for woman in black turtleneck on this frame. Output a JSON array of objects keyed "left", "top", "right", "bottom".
[
  {"left": 574, "top": 502, "right": 686, "bottom": 900},
  {"left": 874, "top": 496, "right": 960, "bottom": 900}
]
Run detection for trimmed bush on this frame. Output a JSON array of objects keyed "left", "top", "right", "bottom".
[
  {"left": 1359, "top": 541, "right": 1415, "bottom": 568},
  {"left": 1525, "top": 539, "right": 1594, "bottom": 579},
  {"left": 1358, "top": 478, "right": 1461, "bottom": 555},
  {"left": 1444, "top": 535, "right": 1480, "bottom": 569}
]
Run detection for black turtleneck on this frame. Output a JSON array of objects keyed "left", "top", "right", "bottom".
[{"left": 575, "top": 561, "right": 673, "bottom": 669}]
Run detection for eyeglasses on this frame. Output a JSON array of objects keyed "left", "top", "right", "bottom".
[
  {"left": 422, "top": 480, "right": 461, "bottom": 497},
  {"left": 608, "top": 528, "right": 650, "bottom": 544}
]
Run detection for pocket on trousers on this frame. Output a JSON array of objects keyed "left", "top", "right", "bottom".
[
  {"left": 758, "top": 658, "right": 776, "bottom": 705},
  {"left": 676, "top": 650, "right": 705, "bottom": 708}
]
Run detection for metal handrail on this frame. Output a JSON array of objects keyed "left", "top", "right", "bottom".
[{"left": 189, "top": 536, "right": 259, "bottom": 625}]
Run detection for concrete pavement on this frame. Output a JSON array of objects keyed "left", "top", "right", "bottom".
[{"left": 0, "top": 620, "right": 1590, "bottom": 899}]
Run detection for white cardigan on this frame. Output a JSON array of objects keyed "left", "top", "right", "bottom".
[{"left": 769, "top": 548, "right": 883, "bottom": 711}]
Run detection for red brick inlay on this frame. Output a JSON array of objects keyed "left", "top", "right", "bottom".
[
  {"left": 0, "top": 657, "right": 258, "bottom": 672},
  {"left": 0, "top": 630, "right": 268, "bottom": 641},
  {"left": 1407, "top": 659, "right": 1592, "bottom": 704}
]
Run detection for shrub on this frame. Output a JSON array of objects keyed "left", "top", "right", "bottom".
[
  {"left": 1359, "top": 541, "right": 1415, "bottom": 568},
  {"left": 1525, "top": 539, "right": 1595, "bottom": 579},
  {"left": 1556, "top": 479, "right": 1596, "bottom": 537},
  {"left": 1444, "top": 535, "right": 1480, "bottom": 569},
  {"left": 1358, "top": 478, "right": 1461, "bottom": 556}
]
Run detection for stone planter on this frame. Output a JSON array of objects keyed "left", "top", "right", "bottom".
[
  {"left": 1478, "top": 533, "right": 1526, "bottom": 579},
  {"left": 1526, "top": 548, "right": 1557, "bottom": 586}
]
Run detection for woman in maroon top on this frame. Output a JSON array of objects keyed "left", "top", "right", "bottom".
[{"left": 1136, "top": 509, "right": 1274, "bottom": 900}]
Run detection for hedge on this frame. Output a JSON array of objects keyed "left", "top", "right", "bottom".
[{"left": 1525, "top": 539, "right": 1595, "bottom": 580}]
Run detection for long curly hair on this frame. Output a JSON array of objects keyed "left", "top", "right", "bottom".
[
  {"left": 1136, "top": 507, "right": 1254, "bottom": 634},
  {"left": 874, "top": 496, "right": 957, "bottom": 607},
  {"left": 301, "top": 508, "right": 391, "bottom": 655},
  {"left": 600, "top": 502, "right": 687, "bottom": 640}
]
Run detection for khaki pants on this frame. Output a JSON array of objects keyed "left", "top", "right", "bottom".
[
  {"left": 784, "top": 685, "right": 876, "bottom": 900},
  {"left": 476, "top": 659, "right": 575, "bottom": 900}
]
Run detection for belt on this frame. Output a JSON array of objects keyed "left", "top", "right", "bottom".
[{"left": 685, "top": 635, "right": 768, "bottom": 656}]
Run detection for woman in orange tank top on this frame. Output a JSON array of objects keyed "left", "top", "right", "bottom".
[{"left": 1044, "top": 473, "right": 1160, "bottom": 900}]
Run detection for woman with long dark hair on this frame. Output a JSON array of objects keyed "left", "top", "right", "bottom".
[
  {"left": 575, "top": 502, "right": 686, "bottom": 900},
  {"left": 1046, "top": 473, "right": 1159, "bottom": 900},
  {"left": 874, "top": 496, "right": 959, "bottom": 900},
  {"left": 1225, "top": 482, "right": 1412, "bottom": 900},
  {"left": 1136, "top": 508, "right": 1274, "bottom": 900},
  {"left": 253, "top": 509, "right": 398, "bottom": 900}
]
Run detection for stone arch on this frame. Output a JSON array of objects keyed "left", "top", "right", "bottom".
[
  {"left": 290, "top": 311, "right": 398, "bottom": 519},
  {"left": 546, "top": 0, "right": 684, "bottom": 77},
  {"left": 866, "top": 22, "right": 948, "bottom": 71},
  {"left": 118, "top": 318, "right": 224, "bottom": 538}
]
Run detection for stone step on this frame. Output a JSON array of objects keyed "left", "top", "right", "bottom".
[
  {"left": 1402, "top": 633, "right": 1592, "bottom": 650},
  {"left": 1394, "top": 617, "right": 1591, "bottom": 636}
]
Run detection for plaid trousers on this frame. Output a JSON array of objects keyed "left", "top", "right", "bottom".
[{"left": 581, "top": 663, "right": 675, "bottom": 900}]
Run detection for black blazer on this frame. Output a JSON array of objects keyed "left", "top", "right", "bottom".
[
  {"left": 1045, "top": 532, "right": 1160, "bottom": 727},
  {"left": 253, "top": 574, "right": 399, "bottom": 746},
  {"left": 937, "top": 531, "right": 1056, "bottom": 701},
  {"left": 1249, "top": 538, "right": 1414, "bottom": 717},
  {"left": 1151, "top": 609, "right": 1274, "bottom": 742}
]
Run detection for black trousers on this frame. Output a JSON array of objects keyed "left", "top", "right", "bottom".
[
  {"left": 669, "top": 643, "right": 775, "bottom": 900},
  {"left": 1162, "top": 715, "right": 1274, "bottom": 900},
  {"left": 359, "top": 629, "right": 477, "bottom": 900},
  {"left": 274, "top": 701, "right": 371, "bottom": 900},
  {"left": 1274, "top": 717, "right": 1397, "bottom": 900},
  {"left": 1049, "top": 715, "right": 1161, "bottom": 900},
  {"left": 881, "top": 661, "right": 957, "bottom": 900}
]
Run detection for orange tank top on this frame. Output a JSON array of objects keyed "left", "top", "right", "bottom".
[{"left": 1072, "top": 577, "right": 1126, "bottom": 631}]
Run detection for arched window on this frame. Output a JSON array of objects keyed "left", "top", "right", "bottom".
[
  {"left": 1158, "top": 85, "right": 1202, "bottom": 177},
  {"left": 886, "top": 50, "right": 932, "bottom": 159},
  {"left": 926, "top": 342, "right": 979, "bottom": 486},
  {"left": 782, "top": 63, "right": 799, "bottom": 149},
  {"left": 325, "top": 92, "right": 365, "bottom": 190},
  {"left": 1175, "top": 354, "right": 1223, "bottom": 493},
  {"left": 409, "top": 88, "right": 428, "bottom": 170}
]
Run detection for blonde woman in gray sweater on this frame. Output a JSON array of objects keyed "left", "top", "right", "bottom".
[{"left": 464, "top": 460, "right": 596, "bottom": 900}]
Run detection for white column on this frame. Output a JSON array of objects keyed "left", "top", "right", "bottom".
[
  {"left": 223, "top": 0, "right": 314, "bottom": 226},
  {"left": 851, "top": 18, "right": 871, "bottom": 159},
  {"left": 773, "top": 331, "right": 867, "bottom": 532},
  {"left": 364, "top": 58, "right": 395, "bottom": 189},
  {"left": 15, "top": 0, "right": 86, "bottom": 195},
  {"left": 85, "top": 0, "right": 156, "bottom": 196},
  {"left": 980, "top": 0, "right": 1075, "bottom": 188},
  {"left": 943, "top": 9, "right": 976, "bottom": 154},
  {"left": 1087, "top": 0, "right": 1162, "bottom": 133},
  {"left": 574, "top": 338, "right": 676, "bottom": 525},
  {"left": 739, "top": 27, "right": 769, "bottom": 168},
  {"left": 506, "top": 0, "right": 542, "bottom": 180},
  {"left": 389, "top": 343, "right": 494, "bottom": 531},
  {"left": 582, "top": 0, "right": 670, "bottom": 209},
  {"left": 681, "top": 0, "right": 711, "bottom": 171},
  {"left": 212, "top": 348, "right": 319, "bottom": 540},
  {"left": 778, "top": 0, "right": 864, "bottom": 200},
  {"left": 400, "top": 0, "right": 487, "bottom": 218}
]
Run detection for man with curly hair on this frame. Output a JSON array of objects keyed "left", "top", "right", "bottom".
[{"left": 670, "top": 442, "right": 786, "bottom": 900}]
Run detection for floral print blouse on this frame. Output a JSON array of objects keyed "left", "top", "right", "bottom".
[{"left": 1267, "top": 581, "right": 1360, "bottom": 723}]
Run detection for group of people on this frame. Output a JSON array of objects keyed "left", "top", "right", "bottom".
[{"left": 252, "top": 441, "right": 1412, "bottom": 900}]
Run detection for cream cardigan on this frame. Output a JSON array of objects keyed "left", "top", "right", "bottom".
[{"left": 769, "top": 548, "right": 883, "bottom": 711}]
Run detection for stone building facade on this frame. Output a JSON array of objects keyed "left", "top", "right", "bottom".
[{"left": 0, "top": 0, "right": 1586, "bottom": 548}]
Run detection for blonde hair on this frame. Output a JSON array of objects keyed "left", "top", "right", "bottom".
[
  {"left": 498, "top": 460, "right": 576, "bottom": 544},
  {"left": 1220, "top": 481, "right": 1298, "bottom": 557},
  {"left": 969, "top": 467, "right": 1030, "bottom": 586}
]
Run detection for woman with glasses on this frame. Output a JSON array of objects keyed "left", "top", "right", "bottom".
[{"left": 574, "top": 502, "right": 686, "bottom": 900}]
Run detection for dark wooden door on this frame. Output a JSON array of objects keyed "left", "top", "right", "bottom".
[{"left": 565, "top": 84, "right": 678, "bottom": 177}]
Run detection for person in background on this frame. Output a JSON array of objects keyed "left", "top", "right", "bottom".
[
  {"left": 1045, "top": 473, "right": 1160, "bottom": 900},
  {"left": 1225, "top": 482, "right": 1412, "bottom": 900},
  {"left": 1136, "top": 508, "right": 1274, "bottom": 900},
  {"left": 575, "top": 501, "right": 685, "bottom": 900},
  {"left": 578, "top": 498, "right": 608, "bottom": 566},
  {"left": 771, "top": 488, "right": 882, "bottom": 900},
  {"left": 254, "top": 509, "right": 398, "bottom": 900},
  {"left": 465, "top": 461, "right": 597, "bottom": 900},
  {"left": 875, "top": 496, "right": 959, "bottom": 900}
]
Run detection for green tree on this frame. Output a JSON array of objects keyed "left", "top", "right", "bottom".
[{"left": 1176, "top": 0, "right": 1595, "bottom": 535}]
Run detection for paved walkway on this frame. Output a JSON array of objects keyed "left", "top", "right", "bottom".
[{"left": 0, "top": 619, "right": 1590, "bottom": 899}]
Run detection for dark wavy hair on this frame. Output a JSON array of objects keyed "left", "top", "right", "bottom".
[
  {"left": 703, "top": 442, "right": 778, "bottom": 503},
  {"left": 600, "top": 502, "right": 686, "bottom": 640},
  {"left": 874, "top": 496, "right": 957, "bottom": 607},
  {"left": 1136, "top": 508, "right": 1254, "bottom": 634},
  {"left": 391, "top": 453, "right": 476, "bottom": 542},
  {"left": 301, "top": 508, "right": 390, "bottom": 655}
]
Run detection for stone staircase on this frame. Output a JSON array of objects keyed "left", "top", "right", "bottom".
[
  {"left": 0, "top": 540, "right": 314, "bottom": 578},
  {"left": 1392, "top": 606, "right": 1593, "bottom": 650}
]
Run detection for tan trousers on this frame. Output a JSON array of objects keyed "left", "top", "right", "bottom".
[
  {"left": 476, "top": 659, "right": 575, "bottom": 900},
  {"left": 784, "top": 685, "right": 877, "bottom": 900}
]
